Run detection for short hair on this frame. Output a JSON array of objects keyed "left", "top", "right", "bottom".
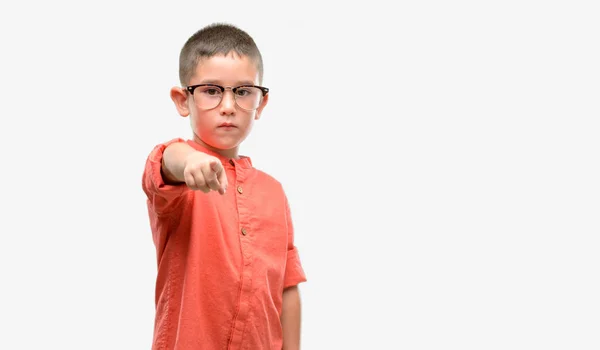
[{"left": 178, "top": 23, "right": 264, "bottom": 86}]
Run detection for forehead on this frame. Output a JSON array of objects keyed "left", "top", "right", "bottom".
[{"left": 191, "top": 53, "right": 259, "bottom": 85}]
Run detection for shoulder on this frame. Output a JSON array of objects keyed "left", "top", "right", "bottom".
[
  {"left": 145, "top": 138, "right": 186, "bottom": 157},
  {"left": 251, "top": 167, "right": 287, "bottom": 196},
  {"left": 253, "top": 167, "right": 282, "bottom": 187}
]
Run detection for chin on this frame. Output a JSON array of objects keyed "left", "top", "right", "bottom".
[{"left": 207, "top": 139, "right": 242, "bottom": 150}]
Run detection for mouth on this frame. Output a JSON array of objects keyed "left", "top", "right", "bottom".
[{"left": 218, "top": 123, "right": 237, "bottom": 128}]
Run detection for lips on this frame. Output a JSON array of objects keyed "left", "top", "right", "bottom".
[{"left": 218, "top": 123, "right": 236, "bottom": 128}]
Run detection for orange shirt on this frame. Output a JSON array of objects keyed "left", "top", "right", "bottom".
[{"left": 142, "top": 138, "right": 307, "bottom": 350}]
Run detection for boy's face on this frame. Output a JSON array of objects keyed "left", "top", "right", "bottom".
[{"left": 171, "top": 53, "right": 268, "bottom": 154}]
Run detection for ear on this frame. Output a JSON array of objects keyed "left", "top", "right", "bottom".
[
  {"left": 254, "top": 93, "right": 269, "bottom": 120},
  {"left": 170, "top": 87, "right": 190, "bottom": 117}
]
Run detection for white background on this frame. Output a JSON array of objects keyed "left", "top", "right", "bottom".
[{"left": 1, "top": 1, "right": 599, "bottom": 349}]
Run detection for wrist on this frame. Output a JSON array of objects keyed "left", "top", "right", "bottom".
[{"left": 163, "top": 142, "right": 196, "bottom": 183}]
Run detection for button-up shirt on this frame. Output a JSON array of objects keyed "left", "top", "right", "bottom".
[{"left": 142, "top": 139, "right": 307, "bottom": 349}]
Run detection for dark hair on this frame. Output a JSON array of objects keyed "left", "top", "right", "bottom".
[{"left": 178, "top": 23, "right": 264, "bottom": 86}]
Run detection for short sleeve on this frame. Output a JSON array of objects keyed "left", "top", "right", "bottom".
[
  {"left": 142, "top": 138, "right": 190, "bottom": 215},
  {"left": 283, "top": 194, "right": 307, "bottom": 289}
]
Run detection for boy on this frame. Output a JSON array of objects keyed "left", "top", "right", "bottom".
[{"left": 142, "top": 23, "right": 307, "bottom": 349}]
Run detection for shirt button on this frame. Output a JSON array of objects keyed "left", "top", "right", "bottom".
[
  {"left": 237, "top": 186, "right": 243, "bottom": 194},
  {"left": 241, "top": 227, "right": 247, "bottom": 236}
]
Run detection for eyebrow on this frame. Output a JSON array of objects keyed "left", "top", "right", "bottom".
[{"left": 199, "top": 79, "right": 256, "bottom": 86}]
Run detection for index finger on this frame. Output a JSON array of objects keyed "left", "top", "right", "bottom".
[{"left": 210, "top": 161, "right": 228, "bottom": 194}]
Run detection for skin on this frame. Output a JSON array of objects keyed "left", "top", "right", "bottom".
[
  {"left": 163, "top": 52, "right": 269, "bottom": 193},
  {"left": 281, "top": 286, "right": 302, "bottom": 350},
  {"left": 162, "top": 52, "right": 302, "bottom": 348}
]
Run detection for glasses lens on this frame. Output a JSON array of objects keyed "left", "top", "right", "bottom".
[
  {"left": 193, "top": 85, "right": 222, "bottom": 110},
  {"left": 234, "top": 86, "right": 263, "bottom": 110}
]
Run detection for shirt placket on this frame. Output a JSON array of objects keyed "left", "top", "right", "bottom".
[{"left": 228, "top": 160, "right": 254, "bottom": 349}]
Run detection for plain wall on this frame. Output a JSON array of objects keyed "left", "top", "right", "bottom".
[{"left": 0, "top": 1, "right": 598, "bottom": 349}]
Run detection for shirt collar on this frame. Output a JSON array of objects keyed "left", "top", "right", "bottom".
[{"left": 185, "top": 139, "right": 253, "bottom": 169}]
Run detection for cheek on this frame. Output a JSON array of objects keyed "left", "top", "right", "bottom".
[
  {"left": 246, "top": 111, "right": 258, "bottom": 122},
  {"left": 189, "top": 113, "right": 205, "bottom": 131},
  {"left": 197, "top": 119, "right": 212, "bottom": 133},
  {"left": 243, "top": 114, "right": 258, "bottom": 128}
]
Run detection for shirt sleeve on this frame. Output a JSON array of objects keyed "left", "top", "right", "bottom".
[
  {"left": 283, "top": 194, "right": 307, "bottom": 289},
  {"left": 142, "top": 138, "right": 190, "bottom": 215}
]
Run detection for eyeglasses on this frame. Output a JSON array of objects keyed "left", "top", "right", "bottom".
[{"left": 185, "top": 84, "right": 269, "bottom": 111}]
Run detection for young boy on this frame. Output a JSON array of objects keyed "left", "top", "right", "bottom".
[{"left": 142, "top": 23, "right": 307, "bottom": 349}]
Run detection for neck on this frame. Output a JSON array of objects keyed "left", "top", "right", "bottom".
[{"left": 192, "top": 134, "right": 239, "bottom": 159}]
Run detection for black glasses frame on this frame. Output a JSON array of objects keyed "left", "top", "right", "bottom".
[{"left": 185, "top": 84, "right": 269, "bottom": 96}]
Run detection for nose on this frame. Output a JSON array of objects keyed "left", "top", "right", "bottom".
[{"left": 219, "top": 89, "right": 236, "bottom": 116}]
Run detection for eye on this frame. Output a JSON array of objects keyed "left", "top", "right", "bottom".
[
  {"left": 235, "top": 88, "right": 250, "bottom": 97},
  {"left": 205, "top": 88, "right": 221, "bottom": 96}
]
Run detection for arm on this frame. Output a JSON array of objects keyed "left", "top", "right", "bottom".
[
  {"left": 161, "top": 141, "right": 197, "bottom": 184},
  {"left": 161, "top": 142, "right": 228, "bottom": 193},
  {"left": 281, "top": 285, "right": 302, "bottom": 350},
  {"left": 280, "top": 193, "right": 307, "bottom": 349}
]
